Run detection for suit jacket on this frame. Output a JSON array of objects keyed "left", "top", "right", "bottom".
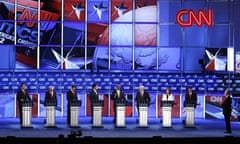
[
  {"left": 222, "top": 96, "right": 232, "bottom": 115},
  {"left": 17, "top": 89, "right": 31, "bottom": 106},
  {"left": 185, "top": 92, "right": 197, "bottom": 107},
  {"left": 44, "top": 91, "right": 57, "bottom": 106},
  {"left": 89, "top": 89, "right": 99, "bottom": 104},
  {"left": 67, "top": 90, "right": 78, "bottom": 104},
  {"left": 111, "top": 90, "right": 126, "bottom": 101},
  {"left": 135, "top": 91, "right": 151, "bottom": 106}
]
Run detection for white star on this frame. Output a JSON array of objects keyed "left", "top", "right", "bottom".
[
  {"left": 92, "top": 2, "right": 108, "bottom": 20},
  {"left": 71, "top": 2, "right": 85, "bottom": 20},
  {"left": 113, "top": 1, "right": 128, "bottom": 17}
]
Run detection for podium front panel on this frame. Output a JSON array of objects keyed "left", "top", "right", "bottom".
[
  {"left": 22, "top": 106, "right": 32, "bottom": 127},
  {"left": 70, "top": 106, "right": 79, "bottom": 127},
  {"left": 185, "top": 107, "right": 195, "bottom": 127},
  {"left": 93, "top": 106, "right": 102, "bottom": 127},
  {"left": 139, "top": 106, "right": 148, "bottom": 127},
  {"left": 46, "top": 106, "right": 55, "bottom": 127},
  {"left": 162, "top": 107, "right": 172, "bottom": 127},
  {"left": 116, "top": 106, "right": 125, "bottom": 127}
]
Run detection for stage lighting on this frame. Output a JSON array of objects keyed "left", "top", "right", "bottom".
[{"left": 70, "top": 130, "right": 82, "bottom": 137}]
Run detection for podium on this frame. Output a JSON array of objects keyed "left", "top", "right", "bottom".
[
  {"left": 161, "top": 101, "right": 174, "bottom": 127},
  {"left": 184, "top": 101, "right": 196, "bottom": 127},
  {"left": 21, "top": 101, "right": 33, "bottom": 128},
  {"left": 69, "top": 100, "right": 81, "bottom": 127},
  {"left": 92, "top": 100, "right": 104, "bottom": 128},
  {"left": 115, "top": 99, "right": 126, "bottom": 128},
  {"left": 44, "top": 100, "right": 57, "bottom": 128},
  {"left": 138, "top": 101, "right": 149, "bottom": 128}
]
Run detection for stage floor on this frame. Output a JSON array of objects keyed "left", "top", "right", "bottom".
[{"left": 0, "top": 118, "right": 239, "bottom": 138}]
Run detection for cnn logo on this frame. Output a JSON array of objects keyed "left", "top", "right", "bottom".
[
  {"left": 210, "top": 96, "right": 222, "bottom": 103},
  {"left": 176, "top": 9, "right": 213, "bottom": 27}
]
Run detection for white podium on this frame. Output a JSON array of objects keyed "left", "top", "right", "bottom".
[
  {"left": 139, "top": 106, "right": 148, "bottom": 127},
  {"left": 115, "top": 99, "right": 126, "bottom": 127},
  {"left": 92, "top": 100, "right": 104, "bottom": 128},
  {"left": 46, "top": 106, "right": 56, "bottom": 127},
  {"left": 22, "top": 102, "right": 32, "bottom": 128},
  {"left": 70, "top": 100, "right": 81, "bottom": 127},
  {"left": 184, "top": 102, "right": 196, "bottom": 128},
  {"left": 162, "top": 107, "right": 172, "bottom": 127},
  {"left": 161, "top": 101, "right": 174, "bottom": 127},
  {"left": 185, "top": 107, "right": 195, "bottom": 127}
]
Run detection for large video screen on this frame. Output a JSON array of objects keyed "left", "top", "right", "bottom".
[{"left": 0, "top": 0, "right": 234, "bottom": 72}]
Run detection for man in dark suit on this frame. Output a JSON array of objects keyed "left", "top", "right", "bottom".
[
  {"left": 89, "top": 83, "right": 99, "bottom": 119},
  {"left": 44, "top": 86, "right": 57, "bottom": 106},
  {"left": 135, "top": 86, "right": 151, "bottom": 114},
  {"left": 90, "top": 83, "right": 99, "bottom": 101},
  {"left": 111, "top": 84, "right": 126, "bottom": 123},
  {"left": 67, "top": 85, "right": 78, "bottom": 125},
  {"left": 222, "top": 89, "right": 232, "bottom": 134},
  {"left": 17, "top": 83, "right": 31, "bottom": 125},
  {"left": 184, "top": 86, "right": 197, "bottom": 108}
]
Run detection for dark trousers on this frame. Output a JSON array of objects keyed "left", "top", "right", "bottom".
[
  {"left": 91, "top": 106, "right": 93, "bottom": 124},
  {"left": 67, "top": 105, "right": 70, "bottom": 125},
  {"left": 113, "top": 105, "right": 117, "bottom": 123},
  {"left": 19, "top": 106, "right": 22, "bottom": 125},
  {"left": 224, "top": 114, "right": 231, "bottom": 132}
]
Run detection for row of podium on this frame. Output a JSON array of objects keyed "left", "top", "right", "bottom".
[{"left": 20, "top": 100, "right": 196, "bottom": 128}]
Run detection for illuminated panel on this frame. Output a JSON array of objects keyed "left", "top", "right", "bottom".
[
  {"left": 110, "top": 46, "right": 133, "bottom": 70},
  {"left": 87, "top": 46, "right": 109, "bottom": 70},
  {"left": 0, "top": 0, "right": 15, "bottom": 44},
  {"left": 63, "top": 22, "right": 85, "bottom": 46},
  {"left": 64, "top": 0, "right": 85, "bottom": 21},
  {"left": 39, "top": 46, "right": 62, "bottom": 70},
  {"left": 87, "top": 0, "right": 109, "bottom": 23},
  {"left": 62, "top": 46, "right": 85, "bottom": 70},
  {"left": 111, "top": 0, "right": 133, "bottom": 22},
  {"left": 40, "top": 0, "right": 61, "bottom": 21},
  {"left": 158, "top": 47, "right": 181, "bottom": 71},
  {"left": 134, "top": 47, "right": 157, "bottom": 70}
]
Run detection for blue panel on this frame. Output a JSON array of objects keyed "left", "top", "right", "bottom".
[
  {"left": 184, "top": 26, "right": 207, "bottom": 47},
  {"left": 110, "top": 24, "right": 133, "bottom": 46},
  {"left": 183, "top": 1, "right": 205, "bottom": 10},
  {"left": 87, "top": 0, "right": 109, "bottom": 23},
  {"left": 183, "top": 47, "right": 205, "bottom": 72},
  {"left": 110, "top": 47, "right": 133, "bottom": 70},
  {"left": 159, "top": 1, "right": 181, "bottom": 23},
  {"left": 0, "top": 45, "right": 15, "bottom": 69},
  {"left": 209, "top": 1, "right": 230, "bottom": 23},
  {"left": 159, "top": 25, "right": 182, "bottom": 47},
  {"left": 158, "top": 47, "right": 181, "bottom": 71},
  {"left": 63, "top": 22, "right": 85, "bottom": 46},
  {"left": 208, "top": 25, "right": 230, "bottom": 47}
]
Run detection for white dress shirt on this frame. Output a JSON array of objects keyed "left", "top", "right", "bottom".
[
  {"left": 116, "top": 90, "right": 120, "bottom": 98},
  {"left": 162, "top": 94, "right": 174, "bottom": 101}
]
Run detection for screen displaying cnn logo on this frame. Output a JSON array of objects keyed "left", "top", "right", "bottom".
[{"left": 176, "top": 9, "right": 213, "bottom": 27}]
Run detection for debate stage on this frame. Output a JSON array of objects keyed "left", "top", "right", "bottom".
[{"left": 0, "top": 117, "right": 239, "bottom": 143}]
